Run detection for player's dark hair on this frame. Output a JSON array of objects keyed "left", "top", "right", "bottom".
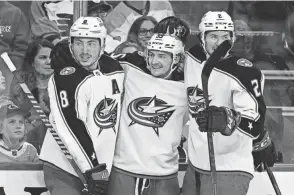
[{"left": 70, "top": 37, "right": 102, "bottom": 47}]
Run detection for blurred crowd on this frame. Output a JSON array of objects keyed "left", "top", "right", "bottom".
[{"left": 0, "top": 0, "right": 294, "bottom": 163}]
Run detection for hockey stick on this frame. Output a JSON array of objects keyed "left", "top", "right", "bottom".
[
  {"left": 201, "top": 40, "right": 232, "bottom": 195},
  {"left": 264, "top": 163, "right": 282, "bottom": 195},
  {"left": 0, "top": 52, "right": 91, "bottom": 192}
]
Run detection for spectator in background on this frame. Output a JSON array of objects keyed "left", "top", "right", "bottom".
[
  {"left": 127, "top": 16, "right": 157, "bottom": 52},
  {"left": 0, "top": 1, "right": 30, "bottom": 96},
  {"left": 229, "top": 1, "right": 294, "bottom": 68},
  {"left": 30, "top": 0, "right": 73, "bottom": 44},
  {"left": 113, "top": 41, "right": 140, "bottom": 54},
  {"left": 115, "top": 15, "right": 157, "bottom": 53},
  {"left": 87, "top": 0, "right": 113, "bottom": 23},
  {"left": 11, "top": 39, "right": 54, "bottom": 115},
  {"left": 0, "top": 71, "right": 6, "bottom": 97},
  {"left": 104, "top": 0, "right": 174, "bottom": 44},
  {"left": 10, "top": 39, "right": 53, "bottom": 153},
  {"left": 87, "top": 1, "right": 120, "bottom": 54},
  {"left": 0, "top": 99, "right": 39, "bottom": 163},
  {"left": 284, "top": 12, "right": 294, "bottom": 107}
]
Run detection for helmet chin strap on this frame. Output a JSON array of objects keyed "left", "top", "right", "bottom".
[
  {"left": 163, "top": 63, "right": 178, "bottom": 79},
  {"left": 146, "top": 54, "right": 178, "bottom": 80}
]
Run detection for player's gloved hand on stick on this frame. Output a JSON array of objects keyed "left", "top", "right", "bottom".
[
  {"left": 84, "top": 163, "right": 109, "bottom": 195},
  {"left": 252, "top": 130, "right": 277, "bottom": 172},
  {"left": 193, "top": 106, "right": 241, "bottom": 136}
]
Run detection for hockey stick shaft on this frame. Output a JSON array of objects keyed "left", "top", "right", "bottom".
[
  {"left": 264, "top": 163, "right": 282, "bottom": 195},
  {"left": 201, "top": 40, "right": 232, "bottom": 195},
  {"left": 202, "top": 78, "right": 217, "bottom": 195},
  {"left": 0, "top": 52, "right": 88, "bottom": 186}
]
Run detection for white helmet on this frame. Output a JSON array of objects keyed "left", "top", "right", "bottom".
[
  {"left": 69, "top": 17, "right": 107, "bottom": 60},
  {"left": 199, "top": 11, "right": 235, "bottom": 53},
  {"left": 146, "top": 33, "right": 184, "bottom": 78}
]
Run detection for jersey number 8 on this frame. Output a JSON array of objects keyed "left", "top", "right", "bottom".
[{"left": 60, "top": 90, "right": 69, "bottom": 108}]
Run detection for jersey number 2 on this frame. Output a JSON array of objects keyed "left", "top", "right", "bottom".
[{"left": 251, "top": 79, "right": 261, "bottom": 97}]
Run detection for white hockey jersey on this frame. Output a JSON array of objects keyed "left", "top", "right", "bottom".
[
  {"left": 185, "top": 45, "right": 266, "bottom": 175},
  {"left": 40, "top": 54, "right": 124, "bottom": 176},
  {"left": 0, "top": 141, "right": 39, "bottom": 163},
  {"left": 112, "top": 53, "right": 188, "bottom": 177}
]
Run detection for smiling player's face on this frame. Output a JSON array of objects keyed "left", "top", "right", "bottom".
[{"left": 147, "top": 50, "right": 173, "bottom": 78}]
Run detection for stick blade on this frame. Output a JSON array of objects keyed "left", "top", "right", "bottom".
[{"left": 202, "top": 40, "right": 232, "bottom": 75}]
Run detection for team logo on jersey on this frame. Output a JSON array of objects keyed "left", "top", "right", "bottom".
[
  {"left": 187, "top": 86, "right": 211, "bottom": 115},
  {"left": 127, "top": 96, "right": 175, "bottom": 136},
  {"left": 237, "top": 58, "right": 253, "bottom": 67},
  {"left": 60, "top": 67, "right": 76, "bottom": 75},
  {"left": 93, "top": 97, "right": 118, "bottom": 135}
]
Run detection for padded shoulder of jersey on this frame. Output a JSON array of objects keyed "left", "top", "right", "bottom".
[
  {"left": 186, "top": 44, "right": 206, "bottom": 62},
  {"left": 50, "top": 39, "right": 79, "bottom": 72},
  {"left": 215, "top": 56, "right": 262, "bottom": 87},
  {"left": 99, "top": 54, "right": 124, "bottom": 74},
  {"left": 110, "top": 52, "right": 149, "bottom": 73}
]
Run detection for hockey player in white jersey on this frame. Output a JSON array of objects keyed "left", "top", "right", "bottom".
[
  {"left": 182, "top": 11, "right": 276, "bottom": 195},
  {"left": 40, "top": 17, "right": 124, "bottom": 195},
  {"left": 108, "top": 33, "right": 187, "bottom": 195}
]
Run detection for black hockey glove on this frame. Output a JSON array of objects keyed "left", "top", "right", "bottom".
[
  {"left": 252, "top": 131, "right": 277, "bottom": 172},
  {"left": 154, "top": 16, "right": 191, "bottom": 45},
  {"left": 193, "top": 106, "right": 241, "bottom": 136},
  {"left": 84, "top": 163, "right": 109, "bottom": 195}
]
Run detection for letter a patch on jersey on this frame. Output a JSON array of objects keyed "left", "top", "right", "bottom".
[{"left": 237, "top": 58, "right": 253, "bottom": 67}]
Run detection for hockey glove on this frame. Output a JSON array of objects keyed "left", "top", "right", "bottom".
[
  {"left": 154, "top": 16, "right": 191, "bottom": 45},
  {"left": 194, "top": 106, "right": 241, "bottom": 136},
  {"left": 252, "top": 130, "right": 277, "bottom": 172},
  {"left": 84, "top": 163, "right": 109, "bottom": 195}
]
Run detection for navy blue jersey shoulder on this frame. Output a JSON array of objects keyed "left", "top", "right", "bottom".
[
  {"left": 110, "top": 52, "right": 184, "bottom": 81},
  {"left": 187, "top": 44, "right": 207, "bottom": 62},
  {"left": 215, "top": 56, "right": 262, "bottom": 92},
  {"left": 99, "top": 54, "right": 123, "bottom": 74},
  {"left": 216, "top": 56, "right": 266, "bottom": 137},
  {"left": 110, "top": 52, "right": 150, "bottom": 73}
]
